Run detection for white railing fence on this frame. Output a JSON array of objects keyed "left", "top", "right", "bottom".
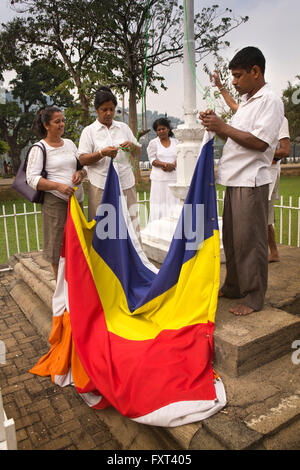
[
  {"left": 216, "top": 191, "right": 300, "bottom": 248},
  {"left": 0, "top": 388, "right": 17, "bottom": 450},
  {"left": 1, "top": 193, "right": 300, "bottom": 270}
]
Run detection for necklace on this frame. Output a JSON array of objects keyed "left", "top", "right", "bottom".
[{"left": 44, "top": 137, "right": 64, "bottom": 148}]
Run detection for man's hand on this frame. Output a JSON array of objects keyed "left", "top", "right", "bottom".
[
  {"left": 200, "top": 109, "right": 269, "bottom": 151},
  {"left": 212, "top": 70, "right": 223, "bottom": 89},
  {"left": 102, "top": 146, "right": 119, "bottom": 158},
  {"left": 199, "top": 109, "right": 226, "bottom": 134},
  {"left": 119, "top": 141, "right": 135, "bottom": 153}
]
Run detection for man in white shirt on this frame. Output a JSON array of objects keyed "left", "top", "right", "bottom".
[{"left": 200, "top": 47, "right": 284, "bottom": 315}]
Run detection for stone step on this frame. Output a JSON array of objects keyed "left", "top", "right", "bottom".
[
  {"left": 214, "top": 298, "right": 300, "bottom": 377},
  {"left": 9, "top": 252, "right": 55, "bottom": 311},
  {"left": 214, "top": 245, "right": 300, "bottom": 377},
  {"left": 151, "top": 351, "right": 300, "bottom": 450}
]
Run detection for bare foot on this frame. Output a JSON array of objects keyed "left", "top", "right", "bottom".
[
  {"left": 230, "top": 304, "right": 255, "bottom": 316},
  {"left": 268, "top": 255, "right": 280, "bottom": 263}
]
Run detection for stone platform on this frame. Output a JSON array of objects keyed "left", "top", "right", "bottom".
[{"left": 2, "top": 245, "right": 300, "bottom": 450}]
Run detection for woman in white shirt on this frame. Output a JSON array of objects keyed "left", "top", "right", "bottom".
[
  {"left": 26, "top": 106, "right": 86, "bottom": 280},
  {"left": 147, "top": 118, "right": 179, "bottom": 222},
  {"left": 78, "top": 86, "right": 142, "bottom": 232}
]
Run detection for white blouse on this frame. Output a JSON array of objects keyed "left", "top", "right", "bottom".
[
  {"left": 147, "top": 137, "right": 178, "bottom": 181},
  {"left": 26, "top": 139, "right": 84, "bottom": 202},
  {"left": 78, "top": 119, "right": 140, "bottom": 190}
]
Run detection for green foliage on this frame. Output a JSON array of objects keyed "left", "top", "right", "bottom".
[
  {"left": 0, "top": 139, "right": 9, "bottom": 156},
  {"left": 63, "top": 105, "right": 94, "bottom": 145},
  {"left": 282, "top": 76, "right": 300, "bottom": 141},
  {"left": 0, "top": 100, "right": 35, "bottom": 154},
  {"left": 3, "top": 0, "right": 248, "bottom": 132},
  {"left": 0, "top": 56, "right": 76, "bottom": 172}
]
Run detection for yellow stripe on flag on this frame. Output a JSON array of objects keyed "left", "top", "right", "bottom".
[
  {"left": 89, "top": 231, "right": 220, "bottom": 340},
  {"left": 70, "top": 196, "right": 220, "bottom": 342}
]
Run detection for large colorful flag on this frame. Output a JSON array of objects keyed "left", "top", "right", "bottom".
[{"left": 30, "top": 131, "right": 226, "bottom": 427}]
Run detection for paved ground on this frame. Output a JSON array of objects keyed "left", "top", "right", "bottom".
[{"left": 0, "top": 270, "right": 122, "bottom": 451}]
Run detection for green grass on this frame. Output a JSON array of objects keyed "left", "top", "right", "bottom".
[
  {"left": 216, "top": 175, "right": 300, "bottom": 247},
  {"left": 0, "top": 194, "right": 88, "bottom": 265},
  {"left": 0, "top": 200, "right": 43, "bottom": 264},
  {"left": 137, "top": 190, "right": 150, "bottom": 229},
  {"left": 0, "top": 192, "right": 148, "bottom": 265},
  {"left": 0, "top": 177, "right": 299, "bottom": 265},
  {"left": 276, "top": 176, "right": 300, "bottom": 246}
]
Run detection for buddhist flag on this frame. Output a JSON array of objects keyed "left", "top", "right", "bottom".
[{"left": 30, "top": 131, "right": 226, "bottom": 427}]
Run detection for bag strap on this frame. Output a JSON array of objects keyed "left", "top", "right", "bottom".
[{"left": 24, "top": 142, "right": 47, "bottom": 171}]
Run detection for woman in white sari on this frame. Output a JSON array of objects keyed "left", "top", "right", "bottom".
[{"left": 147, "top": 118, "right": 179, "bottom": 222}]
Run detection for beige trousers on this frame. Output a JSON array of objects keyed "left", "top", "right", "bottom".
[
  {"left": 220, "top": 184, "right": 269, "bottom": 311},
  {"left": 87, "top": 181, "right": 142, "bottom": 245}
]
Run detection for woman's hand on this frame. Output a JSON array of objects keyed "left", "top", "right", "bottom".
[
  {"left": 162, "top": 162, "right": 176, "bottom": 172},
  {"left": 152, "top": 159, "right": 176, "bottom": 172},
  {"left": 56, "top": 183, "right": 75, "bottom": 197},
  {"left": 72, "top": 170, "right": 85, "bottom": 185}
]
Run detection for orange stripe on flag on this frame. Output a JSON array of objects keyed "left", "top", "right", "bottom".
[{"left": 30, "top": 311, "right": 90, "bottom": 391}]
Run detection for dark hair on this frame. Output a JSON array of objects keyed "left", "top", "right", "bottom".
[
  {"left": 94, "top": 86, "right": 117, "bottom": 109},
  {"left": 229, "top": 47, "right": 266, "bottom": 75},
  {"left": 153, "top": 117, "right": 174, "bottom": 137},
  {"left": 34, "top": 106, "right": 62, "bottom": 138}
]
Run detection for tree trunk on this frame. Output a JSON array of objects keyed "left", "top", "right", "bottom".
[
  {"left": 7, "top": 139, "right": 22, "bottom": 175},
  {"left": 121, "top": 93, "right": 125, "bottom": 122},
  {"left": 79, "top": 93, "right": 90, "bottom": 127}
]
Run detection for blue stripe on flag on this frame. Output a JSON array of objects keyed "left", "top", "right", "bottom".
[{"left": 92, "top": 137, "right": 218, "bottom": 311}]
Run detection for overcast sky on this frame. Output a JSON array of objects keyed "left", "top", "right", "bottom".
[
  {"left": 1, "top": 0, "right": 300, "bottom": 119},
  {"left": 147, "top": 0, "right": 300, "bottom": 118}
]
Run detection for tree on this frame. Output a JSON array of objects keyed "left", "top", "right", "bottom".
[
  {"left": 3, "top": 0, "right": 248, "bottom": 181},
  {"left": 2, "top": 0, "right": 115, "bottom": 126},
  {"left": 0, "top": 99, "right": 35, "bottom": 174},
  {"left": 0, "top": 140, "right": 9, "bottom": 156},
  {"left": 92, "top": 1, "right": 248, "bottom": 135},
  {"left": 0, "top": 59, "right": 74, "bottom": 173},
  {"left": 282, "top": 76, "right": 300, "bottom": 141}
]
